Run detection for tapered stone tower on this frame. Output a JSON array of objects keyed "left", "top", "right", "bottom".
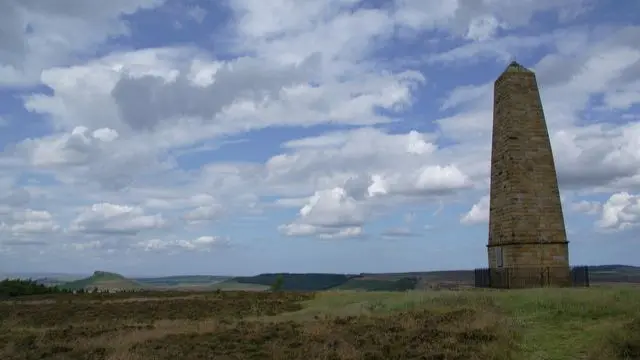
[{"left": 487, "top": 61, "right": 570, "bottom": 288}]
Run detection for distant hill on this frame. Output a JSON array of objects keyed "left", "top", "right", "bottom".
[
  {"left": 225, "top": 265, "right": 640, "bottom": 291},
  {"left": 135, "top": 275, "right": 231, "bottom": 287},
  {"left": 589, "top": 265, "right": 640, "bottom": 272},
  {"left": 227, "top": 271, "right": 477, "bottom": 292},
  {"left": 335, "top": 277, "right": 419, "bottom": 291},
  {"left": 28, "top": 264, "right": 640, "bottom": 293},
  {"left": 61, "top": 271, "right": 145, "bottom": 291},
  {"left": 588, "top": 265, "right": 640, "bottom": 283},
  {"left": 232, "top": 273, "right": 357, "bottom": 291}
]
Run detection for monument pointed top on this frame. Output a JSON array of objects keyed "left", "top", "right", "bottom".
[{"left": 503, "top": 61, "right": 533, "bottom": 74}]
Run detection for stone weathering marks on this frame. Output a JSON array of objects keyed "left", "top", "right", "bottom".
[{"left": 487, "top": 61, "right": 571, "bottom": 288}]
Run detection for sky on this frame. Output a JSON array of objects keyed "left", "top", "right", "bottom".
[{"left": 0, "top": 0, "right": 639, "bottom": 277}]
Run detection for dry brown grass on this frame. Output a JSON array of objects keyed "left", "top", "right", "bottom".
[
  {"left": 2, "top": 287, "right": 640, "bottom": 360},
  {"left": 586, "top": 316, "right": 640, "bottom": 360},
  {"left": 126, "top": 307, "right": 513, "bottom": 360},
  {"left": 0, "top": 291, "right": 309, "bottom": 327},
  {"left": 0, "top": 290, "right": 513, "bottom": 360}
]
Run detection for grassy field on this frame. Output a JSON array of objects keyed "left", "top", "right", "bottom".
[{"left": 1, "top": 287, "right": 640, "bottom": 359}]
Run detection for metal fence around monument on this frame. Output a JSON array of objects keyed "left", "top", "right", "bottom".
[{"left": 474, "top": 266, "right": 590, "bottom": 288}]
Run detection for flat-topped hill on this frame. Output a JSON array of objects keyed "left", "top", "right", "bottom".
[{"left": 61, "top": 271, "right": 145, "bottom": 291}]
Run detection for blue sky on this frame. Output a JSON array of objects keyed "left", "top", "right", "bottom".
[{"left": 0, "top": 0, "right": 639, "bottom": 277}]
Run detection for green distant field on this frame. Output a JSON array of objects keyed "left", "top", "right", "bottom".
[
  {"left": 334, "top": 277, "right": 418, "bottom": 292},
  {"left": 211, "top": 280, "right": 269, "bottom": 291},
  {"left": 135, "top": 275, "right": 232, "bottom": 287},
  {"left": 232, "top": 273, "right": 355, "bottom": 291}
]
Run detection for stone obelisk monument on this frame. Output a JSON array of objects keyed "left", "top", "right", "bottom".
[{"left": 487, "top": 61, "right": 570, "bottom": 288}]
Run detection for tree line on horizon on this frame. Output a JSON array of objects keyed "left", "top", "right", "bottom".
[
  {"left": 0, "top": 278, "right": 70, "bottom": 298},
  {"left": 0, "top": 278, "right": 115, "bottom": 298}
]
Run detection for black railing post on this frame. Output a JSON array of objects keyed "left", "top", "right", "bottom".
[
  {"left": 585, "top": 266, "right": 590, "bottom": 287},
  {"left": 475, "top": 265, "right": 591, "bottom": 289}
]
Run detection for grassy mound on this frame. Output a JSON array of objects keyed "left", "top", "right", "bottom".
[{"left": 61, "top": 271, "right": 145, "bottom": 291}]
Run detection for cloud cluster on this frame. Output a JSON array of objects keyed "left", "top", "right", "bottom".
[
  {"left": 597, "top": 193, "right": 640, "bottom": 231},
  {"left": 134, "top": 236, "right": 229, "bottom": 252},
  {"left": 2, "top": 209, "right": 59, "bottom": 236},
  {"left": 0, "top": 0, "right": 638, "bottom": 273},
  {"left": 69, "top": 203, "right": 166, "bottom": 235},
  {"left": 0, "top": 0, "right": 166, "bottom": 87},
  {"left": 461, "top": 196, "right": 490, "bottom": 225}
]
